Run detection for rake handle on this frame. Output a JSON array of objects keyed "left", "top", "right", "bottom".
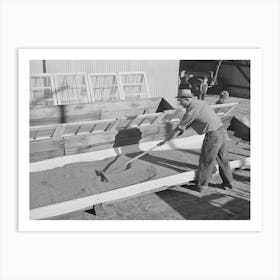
[{"left": 125, "top": 140, "right": 167, "bottom": 166}]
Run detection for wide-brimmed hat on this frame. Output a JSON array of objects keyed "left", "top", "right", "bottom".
[{"left": 175, "top": 89, "right": 193, "bottom": 99}]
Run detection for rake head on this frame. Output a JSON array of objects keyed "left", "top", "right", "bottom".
[
  {"left": 124, "top": 162, "right": 132, "bottom": 170},
  {"left": 95, "top": 170, "right": 109, "bottom": 183}
]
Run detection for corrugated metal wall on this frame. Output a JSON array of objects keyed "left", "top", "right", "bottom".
[{"left": 30, "top": 60, "right": 180, "bottom": 106}]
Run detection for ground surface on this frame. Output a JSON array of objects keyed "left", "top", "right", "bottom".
[{"left": 31, "top": 95, "right": 250, "bottom": 220}]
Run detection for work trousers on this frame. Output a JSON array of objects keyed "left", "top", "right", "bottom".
[{"left": 197, "top": 126, "right": 233, "bottom": 187}]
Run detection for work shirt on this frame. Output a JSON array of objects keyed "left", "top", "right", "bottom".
[{"left": 177, "top": 99, "right": 222, "bottom": 135}]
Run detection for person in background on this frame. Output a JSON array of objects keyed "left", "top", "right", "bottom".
[
  {"left": 178, "top": 75, "right": 192, "bottom": 92},
  {"left": 216, "top": 90, "right": 230, "bottom": 104},
  {"left": 199, "top": 77, "right": 209, "bottom": 100},
  {"left": 163, "top": 85, "right": 235, "bottom": 192}
]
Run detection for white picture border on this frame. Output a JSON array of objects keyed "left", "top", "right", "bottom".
[{"left": 19, "top": 48, "right": 262, "bottom": 232}]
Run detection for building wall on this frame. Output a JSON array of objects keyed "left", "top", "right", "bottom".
[
  {"left": 218, "top": 63, "right": 250, "bottom": 98},
  {"left": 30, "top": 60, "right": 180, "bottom": 107}
]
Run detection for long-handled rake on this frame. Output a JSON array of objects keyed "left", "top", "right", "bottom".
[{"left": 95, "top": 140, "right": 167, "bottom": 183}]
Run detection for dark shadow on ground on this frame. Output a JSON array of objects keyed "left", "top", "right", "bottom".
[
  {"left": 126, "top": 153, "right": 198, "bottom": 173},
  {"left": 207, "top": 183, "right": 226, "bottom": 190},
  {"left": 156, "top": 190, "right": 250, "bottom": 220}
]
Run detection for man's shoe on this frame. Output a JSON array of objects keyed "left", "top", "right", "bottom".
[
  {"left": 221, "top": 181, "right": 236, "bottom": 190},
  {"left": 189, "top": 178, "right": 198, "bottom": 185}
]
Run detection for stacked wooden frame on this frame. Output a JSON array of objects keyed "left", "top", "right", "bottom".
[
  {"left": 30, "top": 98, "right": 238, "bottom": 163},
  {"left": 30, "top": 72, "right": 151, "bottom": 106}
]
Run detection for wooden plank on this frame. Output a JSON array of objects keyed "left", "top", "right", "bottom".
[
  {"left": 102, "top": 108, "right": 148, "bottom": 119},
  {"left": 64, "top": 129, "right": 184, "bottom": 156},
  {"left": 64, "top": 133, "right": 116, "bottom": 156},
  {"left": 143, "top": 72, "right": 151, "bottom": 97},
  {"left": 30, "top": 124, "right": 66, "bottom": 141},
  {"left": 30, "top": 135, "right": 204, "bottom": 172},
  {"left": 64, "top": 134, "right": 168, "bottom": 157},
  {"left": 52, "top": 124, "right": 66, "bottom": 139},
  {"left": 228, "top": 116, "right": 250, "bottom": 141},
  {"left": 100, "top": 97, "right": 162, "bottom": 119},
  {"left": 30, "top": 104, "right": 102, "bottom": 126},
  {"left": 64, "top": 143, "right": 115, "bottom": 157},
  {"left": 63, "top": 123, "right": 176, "bottom": 151},
  {"left": 210, "top": 103, "right": 238, "bottom": 116},
  {"left": 30, "top": 124, "right": 58, "bottom": 132},
  {"left": 30, "top": 149, "right": 65, "bottom": 163},
  {"left": 30, "top": 158, "right": 250, "bottom": 219},
  {"left": 30, "top": 97, "right": 163, "bottom": 126},
  {"left": 29, "top": 101, "right": 232, "bottom": 162},
  {"left": 29, "top": 105, "right": 230, "bottom": 162},
  {"left": 61, "top": 119, "right": 118, "bottom": 137},
  {"left": 30, "top": 139, "right": 64, "bottom": 153}
]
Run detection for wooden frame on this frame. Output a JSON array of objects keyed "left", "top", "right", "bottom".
[
  {"left": 87, "top": 73, "right": 124, "bottom": 101},
  {"left": 61, "top": 119, "right": 119, "bottom": 137},
  {"left": 118, "top": 71, "right": 150, "bottom": 99},
  {"left": 30, "top": 119, "right": 119, "bottom": 141},
  {"left": 210, "top": 102, "right": 238, "bottom": 116},
  {"left": 30, "top": 73, "right": 57, "bottom": 106},
  {"left": 126, "top": 112, "right": 164, "bottom": 128},
  {"left": 30, "top": 124, "right": 60, "bottom": 141},
  {"left": 30, "top": 157, "right": 250, "bottom": 220},
  {"left": 53, "top": 72, "right": 91, "bottom": 105}
]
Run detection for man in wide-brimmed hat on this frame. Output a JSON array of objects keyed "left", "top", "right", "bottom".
[{"left": 164, "top": 85, "right": 234, "bottom": 191}]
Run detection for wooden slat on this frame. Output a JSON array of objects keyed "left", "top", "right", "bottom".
[
  {"left": 61, "top": 119, "right": 118, "bottom": 137},
  {"left": 228, "top": 116, "right": 250, "bottom": 141},
  {"left": 30, "top": 139, "right": 65, "bottom": 162},
  {"left": 100, "top": 97, "right": 162, "bottom": 119},
  {"left": 30, "top": 150, "right": 65, "bottom": 163},
  {"left": 52, "top": 124, "right": 66, "bottom": 139},
  {"left": 65, "top": 143, "right": 115, "bottom": 157},
  {"left": 128, "top": 113, "right": 164, "bottom": 128},
  {"left": 30, "top": 139, "right": 64, "bottom": 153},
  {"left": 30, "top": 124, "right": 58, "bottom": 132},
  {"left": 210, "top": 102, "right": 238, "bottom": 116},
  {"left": 64, "top": 133, "right": 116, "bottom": 154}
]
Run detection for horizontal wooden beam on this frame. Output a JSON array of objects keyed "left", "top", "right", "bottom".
[
  {"left": 30, "top": 134, "right": 204, "bottom": 172},
  {"left": 30, "top": 97, "right": 163, "bottom": 126},
  {"left": 30, "top": 157, "right": 250, "bottom": 220}
]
